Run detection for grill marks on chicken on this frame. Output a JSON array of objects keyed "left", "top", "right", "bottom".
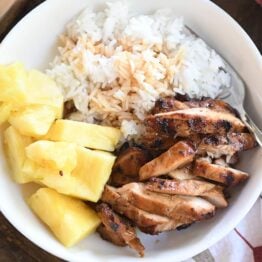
[
  {"left": 96, "top": 203, "right": 145, "bottom": 257},
  {"left": 151, "top": 97, "right": 189, "bottom": 114},
  {"left": 184, "top": 99, "right": 238, "bottom": 115},
  {"left": 198, "top": 133, "right": 257, "bottom": 158},
  {"left": 118, "top": 183, "right": 215, "bottom": 221},
  {"left": 109, "top": 147, "right": 150, "bottom": 187},
  {"left": 139, "top": 141, "right": 195, "bottom": 181},
  {"left": 145, "top": 177, "right": 227, "bottom": 208},
  {"left": 101, "top": 186, "right": 184, "bottom": 234},
  {"left": 193, "top": 158, "right": 249, "bottom": 186},
  {"left": 147, "top": 108, "right": 246, "bottom": 137},
  {"left": 138, "top": 128, "right": 177, "bottom": 154},
  {"left": 151, "top": 97, "right": 238, "bottom": 115},
  {"left": 113, "top": 147, "right": 150, "bottom": 177}
]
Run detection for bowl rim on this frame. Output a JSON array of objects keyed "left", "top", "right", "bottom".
[{"left": 0, "top": 0, "right": 261, "bottom": 261}]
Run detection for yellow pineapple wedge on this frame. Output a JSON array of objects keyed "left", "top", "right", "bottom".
[
  {"left": 0, "top": 63, "right": 28, "bottom": 104},
  {"left": 22, "top": 158, "right": 62, "bottom": 182},
  {"left": 71, "top": 147, "right": 116, "bottom": 201},
  {"left": 0, "top": 64, "right": 63, "bottom": 118},
  {"left": 45, "top": 119, "right": 121, "bottom": 152},
  {"left": 25, "top": 141, "right": 77, "bottom": 173},
  {"left": 4, "top": 126, "right": 33, "bottom": 183},
  {"left": 9, "top": 105, "right": 56, "bottom": 137},
  {"left": 26, "top": 70, "right": 63, "bottom": 118},
  {"left": 28, "top": 188, "right": 100, "bottom": 247},
  {"left": 26, "top": 146, "right": 116, "bottom": 202},
  {"left": 0, "top": 102, "right": 13, "bottom": 125}
]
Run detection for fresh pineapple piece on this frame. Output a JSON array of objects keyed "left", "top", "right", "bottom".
[
  {"left": 22, "top": 158, "right": 61, "bottom": 181},
  {"left": 71, "top": 147, "right": 116, "bottom": 201},
  {"left": 45, "top": 119, "right": 122, "bottom": 151},
  {"left": 25, "top": 141, "right": 77, "bottom": 172},
  {"left": 0, "top": 64, "right": 63, "bottom": 118},
  {"left": 0, "top": 102, "right": 12, "bottom": 125},
  {"left": 4, "top": 126, "right": 33, "bottom": 183},
  {"left": 27, "top": 146, "right": 116, "bottom": 202},
  {"left": 0, "top": 63, "right": 28, "bottom": 104},
  {"left": 28, "top": 188, "right": 100, "bottom": 247},
  {"left": 40, "top": 173, "right": 94, "bottom": 200},
  {"left": 9, "top": 105, "right": 56, "bottom": 137},
  {"left": 27, "top": 70, "right": 63, "bottom": 118}
]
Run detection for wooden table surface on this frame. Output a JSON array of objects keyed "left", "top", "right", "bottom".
[{"left": 0, "top": 1, "right": 261, "bottom": 261}]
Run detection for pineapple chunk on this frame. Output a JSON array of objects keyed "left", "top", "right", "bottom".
[
  {"left": 28, "top": 188, "right": 100, "bottom": 247},
  {"left": 26, "top": 146, "right": 116, "bottom": 202},
  {"left": 27, "top": 70, "right": 63, "bottom": 118},
  {"left": 0, "top": 102, "right": 12, "bottom": 125},
  {"left": 25, "top": 141, "right": 77, "bottom": 172},
  {"left": 9, "top": 105, "right": 56, "bottom": 137},
  {"left": 71, "top": 147, "right": 116, "bottom": 201},
  {"left": 0, "top": 63, "right": 28, "bottom": 104},
  {"left": 0, "top": 64, "right": 63, "bottom": 118},
  {"left": 22, "top": 158, "right": 62, "bottom": 181},
  {"left": 4, "top": 126, "right": 33, "bottom": 183},
  {"left": 45, "top": 119, "right": 122, "bottom": 151}
]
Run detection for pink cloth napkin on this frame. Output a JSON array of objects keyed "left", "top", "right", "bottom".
[{"left": 186, "top": 198, "right": 262, "bottom": 262}]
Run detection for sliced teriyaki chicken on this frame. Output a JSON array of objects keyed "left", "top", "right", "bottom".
[
  {"left": 213, "top": 158, "right": 228, "bottom": 167},
  {"left": 96, "top": 203, "right": 145, "bottom": 257},
  {"left": 145, "top": 177, "right": 227, "bottom": 208},
  {"left": 109, "top": 171, "right": 138, "bottom": 187},
  {"left": 184, "top": 98, "right": 238, "bottom": 115},
  {"left": 138, "top": 126, "right": 177, "bottom": 154},
  {"left": 193, "top": 158, "right": 249, "bottom": 186},
  {"left": 151, "top": 97, "right": 189, "bottom": 114},
  {"left": 139, "top": 141, "right": 195, "bottom": 181},
  {"left": 109, "top": 147, "right": 151, "bottom": 186},
  {"left": 168, "top": 165, "right": 196, "bottom": 180},
  {"left": 101, "top": 186, "right": 186, "bottom": 234},
  {"left": 97, "top": 224, "right": 126, "bottom": 246},
  {"left": 198, "top": 133, "right": 257, "bottom": 158},
  {"left": 113, "top": 147, "right": 151, "bottom": 177},
  {"left": 151, "top": 97, "right": 237, "bottom": 115},
  {"left": 117, "top": 183, "right": 215, "bottom": 221},
  {"left": 147, "top": 108, "right": 246, "bottom": 137}
]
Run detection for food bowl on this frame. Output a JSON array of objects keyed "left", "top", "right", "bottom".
[{"left": 0, "top": 0, "right": 261, "bottom": 261}]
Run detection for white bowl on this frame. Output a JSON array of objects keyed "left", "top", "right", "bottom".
[{"left": 0, "top": 0, "right": 261, "bottom": 261}]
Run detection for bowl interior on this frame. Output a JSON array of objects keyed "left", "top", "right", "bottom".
[{"left": 0, "top": 0, "right": 261, "bottom": 261}]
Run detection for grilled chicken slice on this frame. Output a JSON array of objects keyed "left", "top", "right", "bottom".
[
  {"left": 213, "top": 158, "right": 228, "bottom": 167},
  {"left": 139, "top": 141, "right": 195, "bottom": 181},
  {"left": 101, "top": 186, "right": 184, "bottom": 234},
  {"left": 96, "top": 203, "right": 144, "bottom": 257},
  {"left": 97, "top": 224, "right": 126, "bottom": 246},
  {"left": 117, "top": 183, "right": 215, "bottom": 221},
  {"left": 109, "top": 171, "right": 138, "bottom": 187},
  {"left": 198, "top": 133, "right": 257, "bottom": 158},
  {"left": 168, "top": 166, "right": 196, "bottom": 180},
  {"left": 184, "top": 99, "right": 238, "bottom": 115},
  {"left": 113, "top": 147, "right": 151, "bottom": 177},
  {"left": 228, "top": 133, "right": 257, "bottom": 150},
  {"left": 147, "top": 108, "right": 246, "bottom": 137},
  {"left": 226, "top": 152, "right": 240, "bottom": 165},
  {"left": 151, "top": 97, "right": 189, "bottom": 114},
  {"left": 151, "top": 97, "right": 237, "bottom": 115},
  {"left": 138, "top": 126, "right": 177, "bottom": 154},
  {"left": 145, "top": 177, "right": 227, "bottom": 208},
  {"left": 193, "top": 158, "right": 249, "bottom": 186}
]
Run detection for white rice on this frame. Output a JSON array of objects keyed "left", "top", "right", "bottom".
[{"left": 47, "top": 1, "right": 231, "bottom": 139}]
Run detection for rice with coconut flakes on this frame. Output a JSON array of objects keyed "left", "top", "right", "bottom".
[{"left": 47, "top": 1, "right": 230, "bottom": 139}]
